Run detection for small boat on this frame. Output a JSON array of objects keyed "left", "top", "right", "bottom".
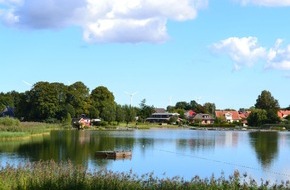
[{"left": 95, "top": 150, "right": 132, "bottom": 159}]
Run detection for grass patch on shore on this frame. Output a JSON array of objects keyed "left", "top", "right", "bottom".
[
  {"left": 0, "top": 160, "right": 289, "bottom": 190},
  {"left": 0, "top": 117, "right": 60, "bottom": 140}
]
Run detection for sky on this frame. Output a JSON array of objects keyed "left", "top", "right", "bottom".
[{"left": 1, "top": 0, "right": 290, "bottom": 110}]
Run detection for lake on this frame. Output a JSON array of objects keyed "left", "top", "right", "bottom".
[{"left": 1, "top": 129, "right": 290, "bottom": 183}]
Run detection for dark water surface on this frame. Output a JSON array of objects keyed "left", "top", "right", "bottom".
[{"left": 1, "top": 129, "right": 290, "bottom": 182}]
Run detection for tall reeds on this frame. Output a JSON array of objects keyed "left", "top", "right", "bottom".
[{"left": 0, "top": 160, "right": 289, "bottom": 190}]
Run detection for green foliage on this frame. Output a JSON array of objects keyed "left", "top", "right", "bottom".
[
  {"left": 90, "top": 86, "right": 116, "bottom": 120},
  {"left": 0, "top": 160, "right": 289, "bottom": 190},
  {"left": 249, "top": 132, "right": 279, "bottom": 167},
  {"left": 138, "top": 99, "right": 155, "bottom": 122},
  {"left": 67, "top": 81, "right": 90, "bottom": 117},
  {"left": 203, "top": 102, "right": 216, "bottom": 114},
  {"left": 63, "top": 112, "right": 72, "bottom": 125},
  {"left": 100, "top": 102, "right": 116, "bottom": 124},
  {"left": 255, "top": 90, "right": 279, "bottom": 110},
  {"left": 247, "top": 109, "right": 268, "bottom": 127},
  {"left": 248, "top": 90, "right": 281, "bottom": 126},
  {"left": 175, "top": 101, "right": 190, "bottom": 110},
  {"left": 115, "top": 104, "right": 125, "bottom": 123},
  {"left": 124, "top": 105, "right": 136, "bottom": 124},
  {"left": 0, "top": 117, "right": 20, "bottom": 126}
]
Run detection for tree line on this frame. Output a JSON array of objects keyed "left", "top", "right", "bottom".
[
  {"left": 0, "top": 81, "right": 137, "bottom": 124},
  {"left": 0, "top": 81, "right": 289, "bottom": 126}
]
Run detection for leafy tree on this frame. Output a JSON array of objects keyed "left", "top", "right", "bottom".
[
  {"left": 14, "top": 91, "right": 31, "bottom": 120},
  {"left": 255, "top": 90, "right": 280, "bottom": 124},
  {"left": 203, "top": 102, "right": 216, "bottom": 114},
  {"left": 255, "top": 90, "right": 279, "bottom": 110},
  {"left": 67, "top": 81, "right": 90, "bottom": 117},
  {"left": 0, "top": 92, "right": 14, "bottom": 111},
  {"left": 88, "top": 106, "right": 99, "bottom": 119},
  {"left": 90, "top": 86, "right": 115, "bottom": 121},
  {"left": 29, "top": 82, "right": 63, "bottom": 121},
  {"left": 124, "top": 105, "right": 136, "bottom": 125},
  {"left": 138, "top": 99, "right": 155, "bottom": 122},
  {"left": 100, "top": 102, "right": 116, "bottom": 124},
  {"left": 175, "top": 108, "right": 185, "bottom": 119},
  {"left": 115, "top": 104, "right": 125, "bottom": 124},
  {"left": 247, "top": 109, "right": 268, "bottom": 127},
  {"left": 175, "top": 101, "right": 190, "bottom": 110},
  {"left": 63, "top": 112, "right": 72, "bottom": 125},
  {"left": 189, "top": 100, "right": 205, "bottom": 113},
  {"left": 166, "top": 105, "right": 175, "bottom": 113}
]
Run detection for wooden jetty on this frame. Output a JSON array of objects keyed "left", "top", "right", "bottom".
[{"left": 95, "top": 150, "right": 132, "bottom": 159}]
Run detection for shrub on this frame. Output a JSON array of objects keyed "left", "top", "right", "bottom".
[{"left": 0, "top": 117, "right": 20, "bottom": 127}]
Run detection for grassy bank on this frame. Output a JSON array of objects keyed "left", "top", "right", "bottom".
[
  {"left": 0, "top": 160, "right": 288, "bottom": 190},
  {"left": 0, "top": 117, "right": 61, "bottom": 140}
]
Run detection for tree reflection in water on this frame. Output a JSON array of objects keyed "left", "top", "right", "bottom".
[{"left": 249, "top": 131, "right": 278, "bottom": 168}]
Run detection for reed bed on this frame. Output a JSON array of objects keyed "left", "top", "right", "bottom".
[
  {"left": 0, "top": 117, "right": 60, "bottom": 140},
  {"left": 0, "top": 160, "right": 289, "bottom": 190}
]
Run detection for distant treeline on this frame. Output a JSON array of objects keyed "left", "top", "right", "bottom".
[
  {"left": 0, "top": 81, "right": 137, "bottom": 123},
  {"left": 1, "top": 82, "right": 288, "bottom": 126}
]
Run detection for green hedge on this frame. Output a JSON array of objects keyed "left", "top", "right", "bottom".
[{"left": 0, "top": 117, "right": 20, "bottom": 127}]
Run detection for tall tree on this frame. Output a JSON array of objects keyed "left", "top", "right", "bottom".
[
  {"left": 67, "top": 81, "right": 90, "bottom": 117},
  {"left": 28, "top": 82, "right": 68, "bottom": 121},
  {"left": 100, "top": 102, "right": 116, "bottom": 124},
  {"left": 138, "top": 99, "right": 155, "bottom": 122},
  {"left": 255, "top": 90, "right": 279, "bottom": 111},
  {"left": 115, "top": 104, "right": 125, "bottom": 124},
  {"left": 124, "top": 105, "right": 136, "bottom": 125},
  {"left": 90, "top": 86, "right": 115, "bottom": 121},
  {"left": 255, "top": 90, "right": 280, "bottom": 124},
  {"left": 175, "top": 101, "right": 190, "bottom": 110},
  {"left": 247, "top": 109, "right": 268, "bottom": 127},
  {"left": 203, "top": 102, "right": 216, "bottom": 115}
]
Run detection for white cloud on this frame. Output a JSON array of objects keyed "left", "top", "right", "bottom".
[
  {"left": 0, "top": 0, "right": 207, "bottom": 43},
  {"left": 265, "top": 39, "right": 290, "bottom": 70},
  {"left": 212, "top": 37, "right": 266, "bottom": 70},
  {"left": 213, "top": 37, "right": 290, "bottom": 71},
  {"left": 235, "top": 0, "right": 290, "bottom": 7}
]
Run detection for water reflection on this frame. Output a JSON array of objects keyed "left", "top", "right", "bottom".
[
  {"left": 248, "top": 131, "right": 279, "bottom": 168},
  {"left": 0, "top": 129, "right": 289, "bottom": 182}
]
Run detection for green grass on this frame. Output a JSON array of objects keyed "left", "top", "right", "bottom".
[
  {"left": 0, "top": 160, "right": 289, "bottom": 190},
  {"left": 0, "top": 118, "right": 62, "bottom": 140}
]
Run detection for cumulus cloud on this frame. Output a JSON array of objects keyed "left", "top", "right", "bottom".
[
  {"left": 212, "top": 37, "right": 290, "bottom": 71},
  {"left": 0, "top": 0, "right": 207, "bottom": 43},
  {"left": 265, "top": 39, "right": 290, "bottom": 70},
  {"left": 212, "top": 37, "right": 266, "bottom": 70},
  {"left": 235, "top": 0, "right": 290, "bottom": 7}
]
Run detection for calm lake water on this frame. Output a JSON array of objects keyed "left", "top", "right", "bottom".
[{"left": 1, "top": 129, "right": 290, "bottom": 182}]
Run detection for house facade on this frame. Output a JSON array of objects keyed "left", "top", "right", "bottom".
[
  {"left": 215, "top": 110, "right": 241, "bottom": 123},
  {"left": 192, "top": 113, "right": 214, "bottom": 125}
]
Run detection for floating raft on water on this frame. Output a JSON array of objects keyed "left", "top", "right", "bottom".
[{"left": 95, "top": 150, "right": 132, "bottom": 159}]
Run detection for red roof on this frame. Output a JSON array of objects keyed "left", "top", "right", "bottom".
[
  {"left": 215, "top": 110, "right": 241, "bottom": 121},
  {"left": 187, "top": 110, "right": 196, "bottom": 117},
  {"left": 239, "top": 111, "right": 251, "bottom": 119},
  {"left": 278, "top": 110, "right": 290, "bottom": 119}
]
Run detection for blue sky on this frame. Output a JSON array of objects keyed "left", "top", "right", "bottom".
[{"left": 1, "top": 0, "right": 290, "bottom": 109}]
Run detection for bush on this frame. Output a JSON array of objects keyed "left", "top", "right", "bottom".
[{"left": 0, "top": 117, "right": 20, "bottom": 127}]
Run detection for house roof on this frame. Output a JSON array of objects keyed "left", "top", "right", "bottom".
[
  {"left": 185, "top": 110, "right": 196, "bottom": 117},
  {"left": 154, "top": 108, "right": 166, "bottom": 113},
  {"left": 0, "top": 106, "right": 14, "bottom": 117},
  {"left": 193, "top": 113, "right": 214, "bottom": 120},
  {"left": 239, "top": 111, "right": 251, "bottom": 119},
  {"left": 278, "top": 110, "right": 290, "bottom": 119},
  {"left": 215, "top": 110, "right": 241, "bottom": 121}
]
